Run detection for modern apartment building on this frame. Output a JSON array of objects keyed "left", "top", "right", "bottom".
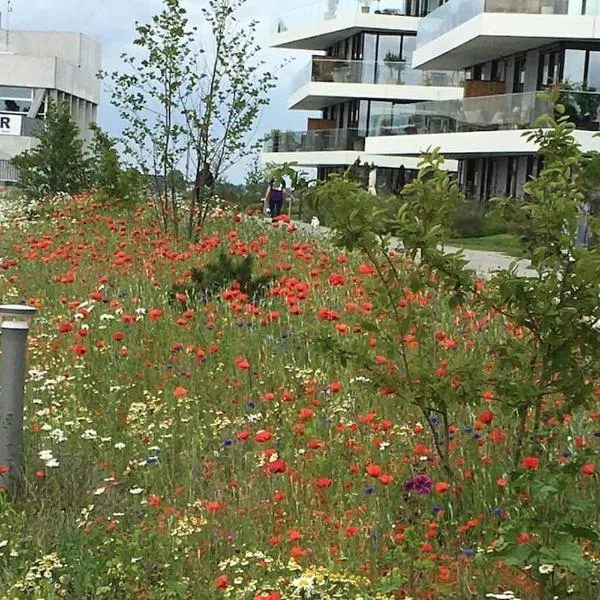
[
  {"left": 263, "top": 0, "right": 464, "bottom": 193},
  {"left": 366, "top": 0, "right": 600, "bottom": 202},
  {"left": 0, "top": 30, "right": 102, "bottom": 186}
]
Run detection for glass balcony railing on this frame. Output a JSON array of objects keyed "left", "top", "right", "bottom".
[
  {"left": 368, "top": 90, "right": 600, "bottom": 136},
  {"left": 263, "top": 128, "right": 366, "bottom": 152},
  {"left": 291, "top": 57, "right": 464, "bottom": 92},
  {"left": 275, "top": 0, "right": 429, "bottom": 36},
  {"left": 417, "top": 0, "right": 600, "bottom": 48}
]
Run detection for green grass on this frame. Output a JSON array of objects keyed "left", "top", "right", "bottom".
[{"left": 447, "top": 233, "right": 525, "bottom": 258}]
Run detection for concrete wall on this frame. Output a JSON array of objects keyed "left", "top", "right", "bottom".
[
  {"left": 0, "top": 30, "right": 101, "bottom": 102},
  {"left": 0, "top": 30, "right": 101, "bottom": 71}
]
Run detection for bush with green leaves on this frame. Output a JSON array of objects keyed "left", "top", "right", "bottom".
[
  {"left": 317, "top": 107, "right": 600, "bottom": 598},
  {"left": 169, "top": 248, "right": 274, "bottom": 308},
  {"left": 453, "top": 202, "right": 509, "bottom": 238},
  {"left": 12, "top": 101, "right": 90, "bottom": 200}
]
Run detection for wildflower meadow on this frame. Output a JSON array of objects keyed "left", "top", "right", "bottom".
[{"left": 0, "top": 127, "right": 599, "bottom": 600}]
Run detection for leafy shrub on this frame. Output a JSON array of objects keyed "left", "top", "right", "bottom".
[
  {"left": 169, "top": 248, "right": 273, "bottom": 307},
  {"left": 453, "top": 202, "right": 508, "bottom": 238},
  {"left": 12, "top": 101, "right": 90, "bottom": 200}
]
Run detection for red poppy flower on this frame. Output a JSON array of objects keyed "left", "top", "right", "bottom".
[
  {"left": 328, "top": 381, "right": 342, "bottom": 393},
  {"left": 254, "top": 593, "right": 281, "bottom": 600},
  {"left": 236, "top": 357, "right": 250, "bottom": 370},
  {"left": 290, "top": 546, "right": 306, "bottom": 559},
  {"left": 582, "top": 463, "right": 596, "bottom": 475},
  {"left": 215, "top": 574, "right": 229, "bottom": 589},
  {"left": 315, "top": 477, "right": 332, "bottom": 488},
  {"left": 345, "top": 526, "right": 359, "bottom": 538},
  {"left": 174, "top": 386, "right": 187, "bottom": 398},
  {"left": 521, "top": 456, "right": 539, "bottom": 470},
  {"left": 0, "top": 464, "right": 8, "bottom": 475},
  {"left": 435, "top": 481, "right": 450, "bottom": 493},
  {"left": 266, "top": 459, "right": 286, "bottom": 474},
  {"left": 366, "top": 464, "right": 382, "bottom": 477},
  {"left": 299, "top": 408, "right": 314, "bottom": 421},
  {"left": 478, "top": 410, "right": 494, "bottom": 425},
  {"left": 255, "top": 430, "right": 273, "bottom": 443}
]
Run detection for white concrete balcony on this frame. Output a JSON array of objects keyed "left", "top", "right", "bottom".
[
  {"left": 414, "top": 0, "right": 600, "bottom": 70},
  {"left": 271, "top": 0, "right": 423, "bottom": 51},
  {"left": 288, "top": 57, "right": 464, "bottom": 109},
  {"left": 261, "top": 126, "right": 458, "bottom": 170},
  {"left": 365, "top": 89, "right": 600, "bottom": 156}
]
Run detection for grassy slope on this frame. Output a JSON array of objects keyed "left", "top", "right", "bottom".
[{"left": 447, "top": 233, "right": 525, "bottom": 257}]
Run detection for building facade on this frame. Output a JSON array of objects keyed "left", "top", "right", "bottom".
[
  {"left": 263, "top": 0, "right": 463, "bottom": 193},
  {"left": 0, "top": 30, "right": 102, "bottom": 186},
  {"left": 365, "top": 0, "right": 600, "bottom": 202}
]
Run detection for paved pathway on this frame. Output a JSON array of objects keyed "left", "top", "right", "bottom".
[{"left": 293, "top": 221, "right": 533, "bottom": 278}]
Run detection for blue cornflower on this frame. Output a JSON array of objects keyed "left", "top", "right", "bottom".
[
  {"left": 492, "top": 507, "right": 503, "bottom": 517},
  {"left": 561, "top": 450, "right": 573, "bottom": 458},
  {"left": 364, "top": 486, "right": 375, "bottom": 495},
  {"left": 432, "top": 504, "right": 442, "bottom": 514},
  {"left": 223, "top": 439, "right": 234, "bottom": 447},
  {"left": 462, "top": 548, "right": 476, "bottom": 556}
]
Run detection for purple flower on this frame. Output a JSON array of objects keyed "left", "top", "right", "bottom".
[{"left": 402, "top": 474, "right": 433, "bottom": 495}]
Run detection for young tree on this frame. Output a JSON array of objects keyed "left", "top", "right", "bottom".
[
  {"left": 101, "top": 0, "right": 194, "bottom": 234},
  {"left": 102, "top": 0, "right": 279, "bottom": 238},
  {"left": 12, "top": 101, "right": 90, "bottom": 200},
  {"left": 88, "top": 123, "right": 123, "bottom": 199}
]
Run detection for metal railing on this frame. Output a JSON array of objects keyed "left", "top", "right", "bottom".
[
  {"left": 417, "top": 0, "right": 600, "bottom": 47},
  {"left": 368, "top": 90, "right": 600, "bottom": 136},
  {"left": 291, "top": 57, "right": 464, "bottom": 91},
  {"left": 263, "top": 128, "right": 366, "bottom": 152}
]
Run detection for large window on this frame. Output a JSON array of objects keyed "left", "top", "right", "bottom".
[
  {"left": 327, "top": 32, "right": 418, "bottom": 67},
  {"left": 0, "top": 86, "right": 33, "bottom": 114},
  {"left": 563, "top": 49, "right": 586, "bottom": 84},
  {"left": 539, "top": 49, "right": 561, "bottom": 88},
  {"left": 559, "top": 47, "right": 600, "bottom": 89}
]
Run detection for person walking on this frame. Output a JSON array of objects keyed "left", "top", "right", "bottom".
[{"left": 264, "top": 178, "right": 286, "bottom": 220}]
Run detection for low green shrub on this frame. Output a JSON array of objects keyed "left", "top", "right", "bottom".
[{"left": 453, "top": 202, "right": 508, "bottom": 238}]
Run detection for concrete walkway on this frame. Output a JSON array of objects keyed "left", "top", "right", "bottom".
[
  {"left": 442, "top": 245, "right": 533, "bottom": 277},
  {"left": 293, "top": 221, "right": 533, "bottom": 278}
]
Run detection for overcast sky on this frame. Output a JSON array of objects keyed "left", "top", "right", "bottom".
[{"left": 4, "top": 0, "right": 329, "bottom": 182}]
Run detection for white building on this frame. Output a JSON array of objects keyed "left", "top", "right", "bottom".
[
  {"left": 366, "top": 0, "right": 600, "bottom": 202},
  {"left": 263, "top": 0, "right": 464, "bottom": 193},
  {"left": 0, "top": 29, "right": 102, "bottom": 186}
]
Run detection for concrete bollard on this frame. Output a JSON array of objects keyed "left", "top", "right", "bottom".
[{"left": 0, "top": 305, "right": 37, "bottom": 490}]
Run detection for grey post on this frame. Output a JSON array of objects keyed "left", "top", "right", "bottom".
[{"left": 0, "top": 304, "right": 37, "bottom": 490}]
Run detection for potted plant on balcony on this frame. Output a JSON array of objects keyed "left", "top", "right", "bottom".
[
  {"left": 360, "top": 0, "right": 372, "bottom": 14},
  {"left": 558, "top": 82, "right": 600, "bottom": 131},
  {"left": 269, "top": 129, "right": 281, "bottom": 152}
]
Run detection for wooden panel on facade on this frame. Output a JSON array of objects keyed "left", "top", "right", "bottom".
[
  {"left": 464, "top": 80, "right": 507, "bottom": 98},
  {"left": 307, "top": 118, "right": 336, "bottom": 130}
]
